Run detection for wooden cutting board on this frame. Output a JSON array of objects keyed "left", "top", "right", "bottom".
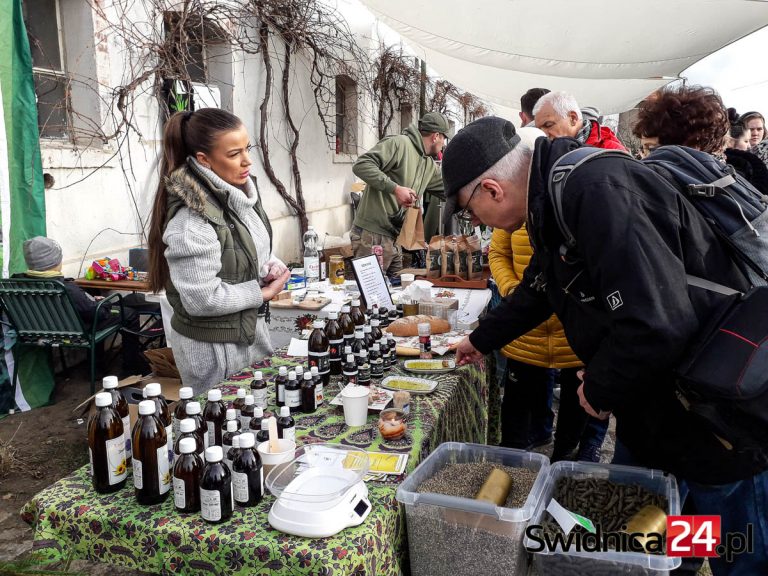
[{"left": 270, "top": 296, "right": 331, "bottom": 310}]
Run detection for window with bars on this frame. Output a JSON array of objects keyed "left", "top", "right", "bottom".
[{"left": 335, "top": 75, "right": 358, "bottom": 155}]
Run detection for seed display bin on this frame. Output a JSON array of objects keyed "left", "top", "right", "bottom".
[
  {"left": 525, "top": 461, "right": 682, "bottom": 575},
  {"left": 396, "top": 442, "right": 549, "bottom": 576}
]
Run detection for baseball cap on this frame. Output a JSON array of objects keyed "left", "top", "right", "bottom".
[{"left": 418, "top": 111, "right": 451, "bottom": 137}]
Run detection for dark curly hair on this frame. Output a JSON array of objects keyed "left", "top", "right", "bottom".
[{"left": 632, "top": 85, "right": 729, "bottom": 154}]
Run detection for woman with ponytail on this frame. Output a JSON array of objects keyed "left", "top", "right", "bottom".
[{"left": 148, "top": 109, "right": 289, "bottom": 393}]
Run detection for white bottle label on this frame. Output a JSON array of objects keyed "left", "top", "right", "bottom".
[
  {"left": 106, "top": 436, "right": 128, "bottom": 485},
  {"left": 285, "top": 389, "right": 301, "bottom": 409},
  {"left": 282, "top": 426, "right": 296, "bottom": 443},
  {"left": 200, "top": 488, "right": 222, "bottom": 521},
  {"left": 252, "top": 388, "right": 268, "bottom": 409},
  {"left": 232, "top": 471, "right": 249, "bottom": 503},
  {"left": 122, "top": 415, "right": 132, "bottom": 458},
  {"left": 133, "top": 458, "right": 143, "bottom": 490},
  {"left": 158, "top": 444, "right": 170, "bottom": 494},
  {"left": 277, "top": 384, "right": 285, "bottom": 403},
  {"left": 240, "top": 415, "right": 252, "bottom": 430},
  {"left": 173, "top": 477, "right": 186, "bottom": 509},
  {"left": 304, "top": 256, "right": 319, "bottom": 279},
  {"left": 206, "top": 421, "right": 217, "bottom": 447}
]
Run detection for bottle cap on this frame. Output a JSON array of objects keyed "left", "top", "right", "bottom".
[
  {"left": 364, "top": 325, "right": 372, "bottom": 332},
  {"left": 279, "top": 406, "right": 291, "bottom": 418},
  {"left": 313, "top": 320, "right": 325, "bottom": 329},
  {"left": 359, "top": 349, "right": 369, "bottom": 357},
  {"left": 144, "top": 383, "right": 161, "bottom": 398},
  {"left": 226, "top": 408, "right": 237, "bottom": 421},
  {"left": 207, "top": 389, "right": 222, "bottom": 402},
  {"left": 310, "top": 366, "right": 319, "bottom": 376},
  {"left": 138, "top": 400, "right": 156, "bottom": 416},
  {"left": 244, "top": 395, "right": 255, "bottom": 405},
  {"left": 373, "top": 343, "right": 380, "bottom": 351},
  {"left": 347, "top": 354, "right": 355, "bottom": 362},
  {"left": 288, "top": 371, "right": 296, "bottom": 380},
  {"left": 239, "top": 432, "right": 255, "bottom": 449},
  {"left": 226, "top": 420, "right": 238, "bottom": 432},
  {"left": 205, "top": 446, "right": 223, "bottom": 462},
  {"left": 418, "top": 322, "right": 431, "bottom": 336},
  {"left": 95, "top": 392, "right": 112, "bottom": 408},
  {"left": 352, "top": 299, "right": 360, "bottom": 306},
  {"left": 186, "top": 401, "right": 201, "bottom": 415},
  {"left": 261, "top": 419, "right": 270, "bottom": 430},
  {"left": 179, "top": 387, "right": 193, "bottom": 399},
  {"left": 279, "top": 366, "right": 288, "bottom": 376},
  {"left": 344, "top": 346, "right": 352, "bottom": 354},
  {"left": 328, "top": 311, "right": 338, "bottom": 320},
  {"left": 102, "top": 376, "right": 118, "bottom": 390},
  {"left": 179, "top": 437, "right": 197, "bottom": 454},
  {"left": 180, "top": 418, "right": 196, "bottom": 434},
  {"left": 296, "top": 365, "right": 304, "bottom": 375},
  {"left": 342, "top": 305, "right": 350, "bottom": 312},
  {"left": 232, "top": 436, "right": 240, "bottom": 449},
  {"left": 254, "top": 407, "right": 264, "bottom": 418},
  {"left": 253, "top": 371, "right": 263, "bottom": 380},
  {"left": 371, "top": 319, "right": 380, "bottom": 326},
  {"left": 236, "top": 388, "right": 246, "bottom": 398},
  {"left": 355, "top": 329, "right": 364, "bottom": 336},
  {"left": 304, "top": 372, "right": 312, "bottom": 380}
]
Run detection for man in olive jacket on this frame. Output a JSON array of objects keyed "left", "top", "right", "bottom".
[{"left": 351, "top": 111, "right": 449, "bottom": 276}]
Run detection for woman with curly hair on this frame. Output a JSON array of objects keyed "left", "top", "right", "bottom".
[{"left": 632, "top": 85, "right": 729, "bottom": 158}]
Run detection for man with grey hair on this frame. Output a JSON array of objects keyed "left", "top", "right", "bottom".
[
  {"left": 533, "top": 91, "right": 625, "bottom": 150},
  {"left": 440, "top": 116, "right": 768, "bottom": 576}
]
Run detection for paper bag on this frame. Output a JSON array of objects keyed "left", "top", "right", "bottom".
[{"left": 396, "top": 207, "right": 427, "bottom": 250}]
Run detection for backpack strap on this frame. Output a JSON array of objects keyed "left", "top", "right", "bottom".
[
  {"left": 686, "top": 275, "right": 743, "bottom": 297},
  {"left": 548, "top": 147, "right": 633, "bottom": 258}
]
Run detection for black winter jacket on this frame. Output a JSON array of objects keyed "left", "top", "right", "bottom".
[{"left": 471, "top": 138, "right": 766, "bottom": 484}]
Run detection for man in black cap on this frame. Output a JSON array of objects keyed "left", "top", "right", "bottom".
[
  {"left": 350, "top": 111, "right": 449, "bottom": 276},
  {"left": 442, "top": 116, "right": 768, "bottom": 576}
]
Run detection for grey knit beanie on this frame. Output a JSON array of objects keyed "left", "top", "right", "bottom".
[{"left": 23, "top": 236, "right": 63, "bottom": 271}]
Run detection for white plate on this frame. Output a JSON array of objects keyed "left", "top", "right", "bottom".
[
  {"left": 403, "top": 359, "right": 456, "bottom": 374},
  {"left": 380, "top": 376, "right": 438, "bottom": 395},
  {"left": 329, "top": 385, "right": 393, "bottom": 411}
]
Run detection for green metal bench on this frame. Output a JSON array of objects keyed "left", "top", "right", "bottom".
[{"left": 0, "top": 278, "right": 124, "bottom": 397}]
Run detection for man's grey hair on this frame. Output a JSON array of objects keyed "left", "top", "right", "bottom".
[
  {"left": 457, "top": 141, "right": 533, "bottom": 198},
  {"left": 533, "top": 91, "right": 583, "bottom": 121}
]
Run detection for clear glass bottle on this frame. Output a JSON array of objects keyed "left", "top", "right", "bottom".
[
  {"left": 173, "top": 437, "right": 203, "bottom": 513},
  {"left": 88, "top": 392, "right": 127, "bottom": 493},
  {"left": 102, "top": 375, "right": 131, "bottom": 459},
  {"left": 276, "top": 406, "right": 296, "bottom": 442},
  {"left": 232, "top": 432, "right": 264, "bottom": 507},
  {"left": 250, "top": 371, "right": 268, "bottom": 410},
  {"left": 203, "top": 389, "right": 226, "bottom": 447},
  {"left": 200, "top": 446, "right": 233, "bottom": 524},
  {"left": 132, "top": 399, "right": 170, "bottom": 505}
]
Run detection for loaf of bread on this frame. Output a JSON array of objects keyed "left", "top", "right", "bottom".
[{"left": 385, "top": 314, "right": 451, "bottom": 336}]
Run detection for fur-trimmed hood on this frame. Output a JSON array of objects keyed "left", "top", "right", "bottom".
[{"left": 164, "top": 161, "right": 212, "bottom": 216}]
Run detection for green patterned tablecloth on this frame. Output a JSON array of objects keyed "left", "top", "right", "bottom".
[{"left": 22, "top": 354, "right": 491, "bottom": 575}]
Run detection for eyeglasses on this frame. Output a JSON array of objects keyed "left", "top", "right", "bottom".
[{"left": 457, "top": 181, "right": 482, "bottom": 221}]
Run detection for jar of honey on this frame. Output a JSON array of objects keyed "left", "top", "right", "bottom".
[{"left": 329, "top": 255, "right": 345, "bottom": 285}]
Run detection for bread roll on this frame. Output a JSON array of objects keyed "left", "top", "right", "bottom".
[{"left": 385, "top": 315, "right": 451, "bottom": 336}]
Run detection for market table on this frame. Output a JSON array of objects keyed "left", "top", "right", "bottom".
[
  {"left": 74, "top": 278, "right": 152, "bottom": 292},
  {"left": 22, "top": 353, "right": 495, "bottom": 575}
]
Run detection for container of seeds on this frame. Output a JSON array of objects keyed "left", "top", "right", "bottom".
[
  {"left": 525, "top": 461, "right": 681, "bottom": 575},
  {"left": 396, "top": 442, "right": 549, "bottom": 576}
]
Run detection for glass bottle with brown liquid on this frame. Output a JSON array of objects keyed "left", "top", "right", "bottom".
[
  {"left": 310, "top": 366, "right": 324, "bottom": 408},
  {"left": 284, "top": 371, "right": 301, "bottom": 413},
  {"left": 102, "top": 376, "right": 131, "bottom": 460},
  {"left": 175, "top": 418, "right": 205, "bottom": 458},
  {"left": 226, "top": 435, "right": 241, "bottom": 471},
  {"left": 301, "top": 372, "right": 317, "bottom": 413},
  {"left": 363, "top": 325, "right": 375, "bottom": 349},
  {"left": 222, "top": 420, "right": 240, "bottom": 465},
  {"left": 370, "top": 319, "right": 383, "bottom": 343},
  {"left": 200, "top": 446, "right": 233, "bottom": 524},
  {"left": 349, "top": 299, "right": 366, "bottom": 327},
  {"left": 274, "top": 366, "right": 288, "bottom": 408},
  {"left": 89, "top": 392, "right": 128, "bottom": 493},
  {"left": 248, "top": 406, "right": 264, "bottom": 435},
  {"left": 233, "top": 388, "right": 246, "bottom": 418},
  {"left": 232, "top": 432, "right": 264, "bottom": 507},
  {"left": 308, "top": 320, "right": 330, "bottom": 385},
  {"left": 132, "top": 400, "right": 170, "bottom": 505},
  {"left": 145, "top": 383, "right": 173, "bottom": 463},
  {"left": 173, "top": 437, "right": 203, "bottom": 513},
  {"left": 325, "top": 312, "right": 344, "bottom": 376},
  {"left": 352, "top": 329, "right": 367, "bottom": 355},
  {"left": 250, "top": 371, "right": 268, "bottom": 410},
  {"left": 225, "top": 408, "right": 240, "bottom": 433},
  {"left": 277, "top": 406, "right": 296, "bottom": 442},
  {"left": 185, "top": 401, "right": 207, "bottom": 451},
  {"left": 240, "top": 395, "right": 255, "bottom": 430},
  {"left": 339, "top": 305, "right": 355, "bottom": 348},
  {"left": 203, "top": 389, "right": 226, "bottom": 447},
  {"left": 173, "top": 386, "right": 194, "bottom": 442},
  {"left": 342, "top": 354, "right": 358, "bottom": 386}
]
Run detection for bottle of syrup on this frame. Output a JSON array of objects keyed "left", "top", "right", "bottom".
[
  {"left": 370, "top": 319, "right": 383, "bottom": 343},
  {"left": 240, "top": 395, "right": 255, "bottom": 430},
  {"left": 276, "top": 406, "right": 296, "bottom": 442},
  {"left": 339, "top": 305, "right": 355, "bottom": 348},
  {"left": 274, "top": 366, "right": 288, "bottom": 408},
  {"left": 301, "top": 372, "right": 317, "bottom": 414},
  {"left": 173, "top": 437, "right": 203, "bottom": 513},
  {"left": 175, "top": 418, "right": 205, "bottom": 458},
  {"left": 145, "top": 382, "right": 173, "bottom": 462},
  {"left": 352, "top": 329, "right": 366, "bottom": 355},
  {"left": 310, "top": 366, "right": 324, "bottom": 408},
  {"left": 172, "top": 387, "right": 194, "bottom": 444},
  {"left": 380, "top": 337, "right": 392, "bottom": 372},
  {"left": 88, "top": 392, "right": 127, "bottom": 493},
  {"left": 203, "top": 389, "right": 226, "bottom": 447},
  {"left": 325, "top": 312, "right": 344, "bottom": 376},
  {"left": 248, "top": 406, "right": 264, "bottom": 435},
  {"left": 284, "top": 370, "right": 302, "bottom": 412},
  {"left": 132, "top": 399, "right": 170, "bottom": 505},
  {"left": 349, "top": 299, "right": 366, "bottom": 327},
  {"left": 232, "top": 432, "right": 264, "bottom": 507},
  {"left": 357, "top": 350, "right": 371, "bottom": 386},
  {"left": 222, "top": 420, "right": 240, "bottom": 465},
  {"left": 200, "top": 446, "right": 233, "bottom": 524},
  {"left": 363, "top": 324, "right": 375, "bottom": 349},
  {"left": 226, "top": 434, "right": 241, "bottom": 471},
  {"left": 370, "top": 343, "right": 384, "bottom": 380},
  {"left": 232, "top": 388, "right": 246, "bottom": 419},
  {"left": 250, "top": 371, "right": 268, "bottom": 409},
  {"left": 101, "top": 375, "right": 131, "bottom": 459},
  {"left": 185, "top": 401, "right": 207, "bottom": 451},
  {"left": 308, "top": 320, "right": 330, "bottom": 385}
]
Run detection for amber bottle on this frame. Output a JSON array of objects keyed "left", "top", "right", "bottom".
[
  {"left": 203, "top": 389, "right": 226, "bottom": 447},
  {"left": 349, "top": 299, "right": 366, "bottom": 327},
  {"left": 325, "top": 312, "right": 344, "bottom": 376},
  {"left": 185, "top": 401, "right": 207, "bottom": 451},
  {"left": 88, "top": 392, "right": 127, "bottom": 493},
  {"left": 173, "top": 386, "right": 194, "bottom": 442},
  {"left": 339, "top": 305, "right": 356, "bottom": 347},
  {"left": 274, "top": 366, "right": 288, "bottom": 408},
  {"left": 173, "top": 437, "right": 203, "bottom": 513},
  {"left": 175, "top": 418, "right": 205, "bottom": 458},
  {"left": 250, "top": 371, "right": 268, "bottom": 409},
  {"left": 232, "top": 433, "right": 264, "bottom": 507},
  {"left": 308, "top": 320, "right": 330, "bottom": 385},
  {"left": 200, "top": 446, "right": 233, "bottom": 524},
  {"left": 301, "top": 372, "right": 317, "bottom": 413},
  {"left": 145, "top": 382, "right": 173, "bottom": 462},
  {"left": 101, "top": 375, "right": 131, "bottom": 459},
  {"left": 132, "top": 400, "right": 170, "bottom": 505}
]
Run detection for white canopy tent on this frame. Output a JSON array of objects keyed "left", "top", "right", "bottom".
[{"left": 361, "top": 0, "right": 768, "bottom": 115}]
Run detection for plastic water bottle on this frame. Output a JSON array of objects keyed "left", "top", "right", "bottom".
[{"left": 303, "top": 226, "right": 320, "bottom": 283}]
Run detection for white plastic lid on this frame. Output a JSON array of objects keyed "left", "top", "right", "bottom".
[
  {"left": 179, "top": 437, "right": 196, "bottom": 454},
  {"left": 138, "top": 400, "right": 156, "bottom": 416},
  {"left": 359, "top": 349, "right": 369, "bottom": 357},
  {"left": 232, "top": 436, "right": 241, "bottom": 449},
  {"left": 288, "top": 371, "right": 296, "bottom": 380},
  {"left": 261, "top": 419, "right": 270, "bottom": 430},
  {"left": 355, "top": 329, "right": 364, "bottom": 335},
  {"left": 180, "top": 418, "right": 196, "bottom": 433},
  {"left": 371, "top": 319, "right": 380, "bottom": 326},
  {"left": 226, "top": 420, "right": 238, "bottom": 432},
  {"left": 102, "top": 376, "right": 118, "bottom": 389},
  {"left": 296, "top": 366, "right": 304, "bottom": 374},
  {"left": 313, "top": 320, "right": 325, "bottom": 329},
  {"left": 179, "top": 387, "right": 193, "bottom": 399},
  {"left": 226, "top": 408, "right": 236, "bottom": 421},
  {"left": 346, "top": 354, "right": 355, "bottom": 362},
  {"left": 236, "top": 388, "right": 246, "bottom": 398},
  {"left": 244, "top": 395, "right": 254, "bottom": 405},
  {"left": 205, "top": 446, "right": 223, "bottom": 462},
  {"left": 364, "top": 325, "right": 372, "bottom": 332},
  {"left": 328, "top": 311, "right": 338, "bottom": 320},
  {"left": 344, "top": 346, "right": 352, "bottom": 354},
  {"left": 208, "top": 389, "right": 222, "bottom": 402},
  {"left": 279, "top": 366, "right": 288, "bottom": 375},
  {"left": 145, "top": 383, "right": 161, "bottom": 397},
  {"left": 95, "top": 392, "right": 112, "bottom": 407},
  {"left": 304, "top": 372, "right": 312, "bottom": 380},
  {"left": 279, "top": 406, "right": 291, "bottom": 417},
  {"left": 342, "top": 305, "right": 350, "bottom": 312},
  {"left": 186, "top": 401, "right": 201, "bottom": 415},
  {"left": 239, "top": 432, "right": 255, "bottom": 449},
  {"left": 254, "top": 407, "right": 264, "bottom": 418},
  {"left": 418, "top": 322, "right": 431, "bottom": 335},
  {"left": 253, "top": 371, "right": 263, "bottom": 380},
  {"left": 311, "top": 366, "right": 319, "bottom": 375},
  {"left": 373, "top": 343, "right": 380, "bottom": 351},
  {"left": 352, "top": 299, "right": 360, "bottom": 306}
]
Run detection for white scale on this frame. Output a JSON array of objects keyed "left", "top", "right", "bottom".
[{"left": 265, "top": 444, "right": 372, "bottom": 538}]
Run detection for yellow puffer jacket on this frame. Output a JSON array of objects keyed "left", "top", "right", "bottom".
[{"left": 489, "top": 226, "right": 582, "bottom": 368}]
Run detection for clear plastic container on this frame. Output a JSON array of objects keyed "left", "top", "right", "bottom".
[
  {"left": 525, "top": 461, "right": 682, "bottom": 575},
  {"left": 396, "top": 442, "right": 550, "bottom": 576}
]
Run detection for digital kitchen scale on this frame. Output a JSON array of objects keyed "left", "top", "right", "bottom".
[{"left": 265, "top": 444, "right": 371, "bottom": 538}]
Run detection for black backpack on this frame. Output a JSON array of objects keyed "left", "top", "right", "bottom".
[{"left": 548, "top": 146, "right": 768, "bottom": 458}]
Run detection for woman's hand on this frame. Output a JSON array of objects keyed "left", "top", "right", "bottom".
[
  {"left": 262, "top": 257, "right": 289, "bottom": 283},
  {"left": 455, "top": 336, "right": 483, "bottom": 365},
  {"left": 261, "top": 268, "right": 291, "bottom": 301}
]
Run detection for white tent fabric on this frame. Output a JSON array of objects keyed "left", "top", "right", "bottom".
[{"left": 361, "top": 0, "right": 768, "bottom": 114}]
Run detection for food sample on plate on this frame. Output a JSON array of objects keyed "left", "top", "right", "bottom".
[
  {"left": 404, "top": 359, "right": 456, "bottom": 371},
  {"left": 381, "top": 376, "right": 437, "bottom": 394}
]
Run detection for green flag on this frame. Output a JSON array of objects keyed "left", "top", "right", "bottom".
[{"left": 0, "top": 0, "right": 53, "bottom": 413}]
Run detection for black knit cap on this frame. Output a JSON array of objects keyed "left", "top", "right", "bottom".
[{"left": 441, "top": 116, "right": 521, "bottom": 225}]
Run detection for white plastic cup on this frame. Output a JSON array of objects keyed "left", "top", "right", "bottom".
[
  {"left": 341, "top": 385, "right": 370, "bottom": 427},
  {"left": 400, "top": 273, "right": 415, "bottom": 289},
  {"left": 257, "top": 439, "right": 296, "bottom": 477}
]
